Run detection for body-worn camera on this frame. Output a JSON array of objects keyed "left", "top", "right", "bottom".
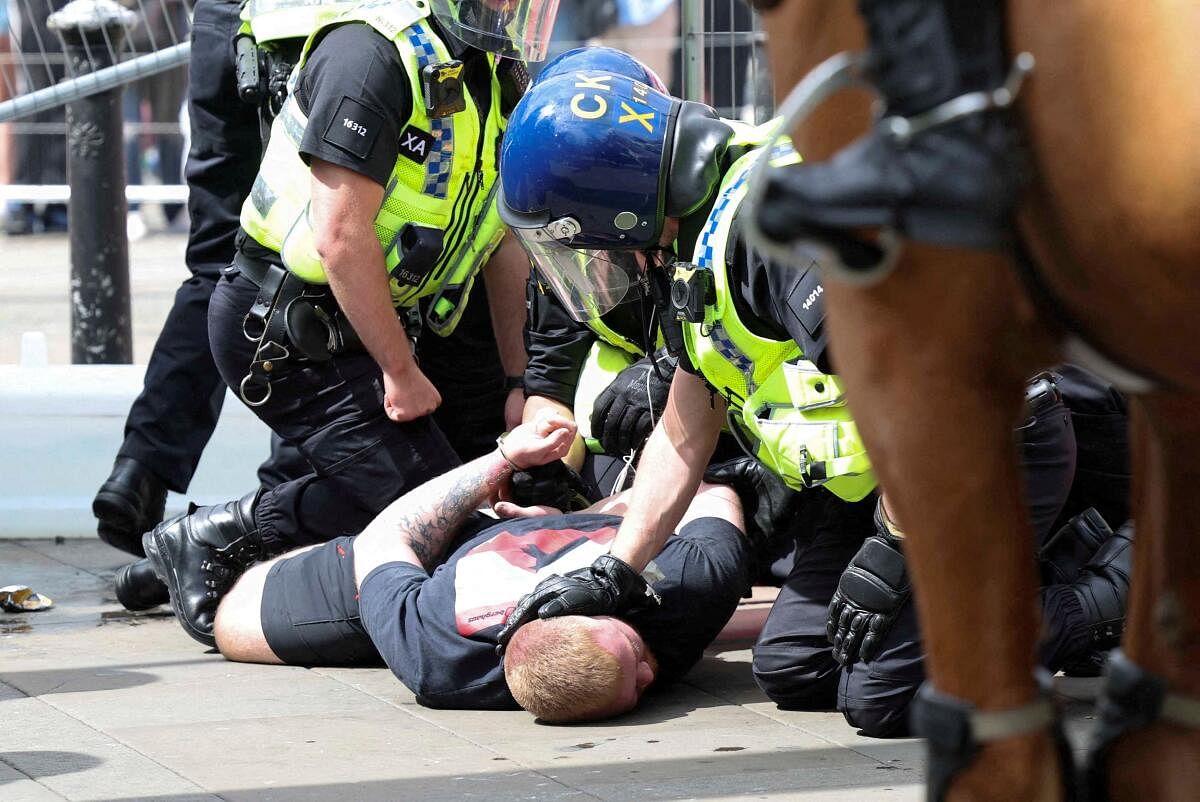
[
  {"left": 669, "top": 262, "right": 715, "bottom": 324},
  {"left": 389, "top": 223, "right": 445, "bottom": 288},
  {"left": 422, "top": 60, "right": 466, "bottom": 118}
]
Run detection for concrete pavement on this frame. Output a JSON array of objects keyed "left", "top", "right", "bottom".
[
  {"left": 0, "top": 231, "right": 189, "bottom": 365},
  {"left": 2, "top": 538, "right": 928, "bottom": 801}
]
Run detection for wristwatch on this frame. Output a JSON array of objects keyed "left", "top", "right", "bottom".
[{"left": 503, "top": 375, "right": 525, "bottom": 392}]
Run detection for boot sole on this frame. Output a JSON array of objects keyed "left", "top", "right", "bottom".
[
  {"left": 94, "top": 490, "right": 149, "bottom": 557},
  {"left": 142, "top": 528, "right": 217, "bottom": 648}
]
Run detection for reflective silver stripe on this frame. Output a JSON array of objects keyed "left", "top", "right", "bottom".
[
  {"left": 281, "top": 101, "right": 306, "bottom": 146},
  {"left": 250, "top": 175, "right": 278, "bottom": 219}
]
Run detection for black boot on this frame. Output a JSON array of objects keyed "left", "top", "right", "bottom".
[
  {"left": 143, "top": 491, "right": 272, "bottom": 646},
  {"left": 114, "top": 558, "right": 169, "bottom": 611},
  {"left": 93, "top": 457, "right": 168, "bottom": 557},
  {"left": 1068, "top": 522, "right": 1133, "bottom": 651}
]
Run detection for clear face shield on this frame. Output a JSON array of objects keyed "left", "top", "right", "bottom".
[
  {"left": 512, "top": 220, "right": 661, "bottom": 323},
  {"left": 430, "top": 0, "right": 560, "bottom": 62}
]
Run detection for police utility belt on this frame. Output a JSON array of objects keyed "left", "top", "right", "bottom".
[{"left": 230, "top": 253, "right": 366, "bottom": 407}]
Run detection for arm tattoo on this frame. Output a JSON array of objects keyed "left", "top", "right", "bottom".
[{"left": 372, "top": 452, "right": 511, "bottom": 570}]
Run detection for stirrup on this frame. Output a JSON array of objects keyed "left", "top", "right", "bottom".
[
  {"left": 741, "top": 50, "right": 1035, "bottom": 287},
  {"left": 911, "top": 672, "right": 1076, "bottom": 801},
  {"left": 1086, "top": 650, "right": 1200, "bottom": 801}
]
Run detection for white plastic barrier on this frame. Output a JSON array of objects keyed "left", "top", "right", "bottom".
[{"left": 0, "top": 346, "right": 270, "bottom": 539}]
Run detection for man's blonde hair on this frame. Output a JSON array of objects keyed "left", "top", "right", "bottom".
[{"left": 504, "top": 617, "right": 624, "bottom": 723}]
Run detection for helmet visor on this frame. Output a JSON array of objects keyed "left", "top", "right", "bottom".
[
  {"left": 513, "top": 226, "right": 644, "bottom": 322},
  {"left": 431, "top": 0, "right": 560, "bottom": 62}
]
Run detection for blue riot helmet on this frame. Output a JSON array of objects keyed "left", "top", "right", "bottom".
[
  {"left": 536, "top": 46, "right": 667, "bottom": 92},
  {"left": 499, "top": 70, "right": 734, "bottom": 321},
  {"left": 430, "top": 0, "right": 560, "bottom": 61}
]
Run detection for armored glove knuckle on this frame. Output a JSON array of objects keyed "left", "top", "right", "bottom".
[
  {"left": 591, "top": 354, "right": 673, "bottom": 456},
  {"left": 826, "top": 535, "right": 909, "bottom": 665},
  {"left": 593, "top": 553, "right": 661, "bottom": 610}
]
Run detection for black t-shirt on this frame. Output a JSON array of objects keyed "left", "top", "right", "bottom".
[{"left": 357, "top": 513, "right": 751, "bottom": 710}]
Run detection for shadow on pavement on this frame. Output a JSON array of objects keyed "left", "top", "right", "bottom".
[
  {"left": 0, "top": 658, "right": 218, "bottom": 696},
  {"left": 86, "top": 742, "right": 923, "bottom": 801},
  {"left": 0, "top": 750, "right": 103, "bottom": 784}
]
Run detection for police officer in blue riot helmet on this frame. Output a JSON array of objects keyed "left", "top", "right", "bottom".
[
  {"left": 499, "top": 69, "right": 745, "bottom": 328},
  {"left": 494, "top": 65, "right": 1132, "bottom": 745}
]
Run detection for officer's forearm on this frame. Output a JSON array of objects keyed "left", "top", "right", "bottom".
[
  {"left": 323, "top": 242, "right": 414, "bottom": 377},
  {"left": 353, "top": 449, "right": 512, "bottom": 586},
  {"left": 483, "top": 235, "right": 530, "bottom": 378},
  {"left": 309, "top": 160, "right": 412, "bottom": 376},
  {"left": 608, "top": 370, "right": 725, "bottom": 571},
  {"left": 523, "top": 395, "right": 585, "bottom": 470}
]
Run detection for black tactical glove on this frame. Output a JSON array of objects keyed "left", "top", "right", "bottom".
[
  {"left": 590, "top": 349, "right": 676, "bottom": 456},
  {"left": 827, "top": 503, "right": 910, "bottom": 665},
  {"left": 510, "top": 460, "right": 601, "bottom": 512},
  {"left": 495, "top": 554, "right": 661, "bottom": 653},
  {"left": 702, "top": 457, "right": 803, "bottom": 552},
  {"left": 1038, "top": 507, "right": 1113, "bottom": 587}
]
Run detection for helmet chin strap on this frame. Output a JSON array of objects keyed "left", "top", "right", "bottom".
[
  {"left": 643, "top": 263, "right": 687, "bottom": 372},
  {"left": 665, "top": 103, "right": 735, "bottom": 219}
]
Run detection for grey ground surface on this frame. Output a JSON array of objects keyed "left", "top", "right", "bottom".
[
  {"left": 2, "top": 538, "right": 928, "bottom": 802},
  {"left": 0, "top": 231, "right": 187, "bottom": 365}
]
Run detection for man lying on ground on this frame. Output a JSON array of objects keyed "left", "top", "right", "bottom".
[{"left": 212, "top": 411, "right": 751, "bottom": 722}]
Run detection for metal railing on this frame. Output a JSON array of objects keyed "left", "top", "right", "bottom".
[
  {"left": 0, "top": 0, "right": 193, "bottom": 122},
  {"left": 0, "top": 0, "right": 771, "bottom": 366}
]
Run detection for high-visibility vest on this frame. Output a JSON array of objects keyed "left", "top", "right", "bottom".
[
  {"left": 239, "top": 0, "right": 506, "bottom": 333},
  {"left": 680, "top": 133, "right": 876, "bottom": 501},
  {"left": 241, "top": 0, "right": 357, "bottom": 46}
]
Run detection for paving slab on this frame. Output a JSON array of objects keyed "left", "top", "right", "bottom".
[{"left": 0, "top": 539, "right": 948, "bottom": 800}]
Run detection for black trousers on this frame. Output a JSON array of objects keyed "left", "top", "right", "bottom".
[
  {"left": 208, "top": 270, "right": 504, "bottom": 547},
  {"left": 754, "top": 396, "right": 1078, "bottom": 737},
  {"left": 116, "top": 0, "right": 279, "bottom": 492}
]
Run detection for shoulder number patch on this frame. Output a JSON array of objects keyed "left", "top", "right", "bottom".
[
  {"left": 323, "top": 96, "right": 384, "bottom": 161},
  {"left": 398, "top": 125, "right": 435, "bottom": 164}
]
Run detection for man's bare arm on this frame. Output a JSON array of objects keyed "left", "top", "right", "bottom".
[
  {"left": 353, "top": 451, "right": 512, "bottom": 587},
  {"left": 353, "top": 412, "right": 577, "bottom": 587},
  {"left": 607, "top": 368, "right": 727, "bottom": 571}
]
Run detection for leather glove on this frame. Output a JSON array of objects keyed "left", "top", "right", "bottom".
[
  {"left": 495, "top": 554, "right": 662, "bottom": 653},
  {"left": 511, "top": 460, "right": 601, "bottom": 512},
  {"left": 703, "top": 457, "right": 803, "bottom": 552},
  {"left": 590, "top": 349, "right": 676, "bottom": 456},
  {"left": 827, "top": 504, "right": 909, "bottom": 665}
]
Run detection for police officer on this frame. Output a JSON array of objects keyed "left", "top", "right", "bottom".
[
  {"left": 103, "top": 0, "right": 375, "bottom": 616},
  {"left": 508, "top": 48, "right": 669, "bottom": 509},
  {"left": 93, "top": 0, "right": 361, "bottom": 560},
  {"left": 492, "top": 68, "right": 1132, "bottom": 733},
  {"left": 493, "top": 62, "right": 878, "bottom": 634},
  {"left": 512, "top": 50, "right": 803, "bottom": 552},
  {"left": 144, "top": 0, "right": 555, "bottom": 647}
]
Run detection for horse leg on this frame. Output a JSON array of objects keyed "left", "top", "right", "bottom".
[
  {"left": 821, "top": 243, "right": 1061, "bottom": 801},
  {"left": 1100, "top": 393, "right": 1200, "bottom": 801}
]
